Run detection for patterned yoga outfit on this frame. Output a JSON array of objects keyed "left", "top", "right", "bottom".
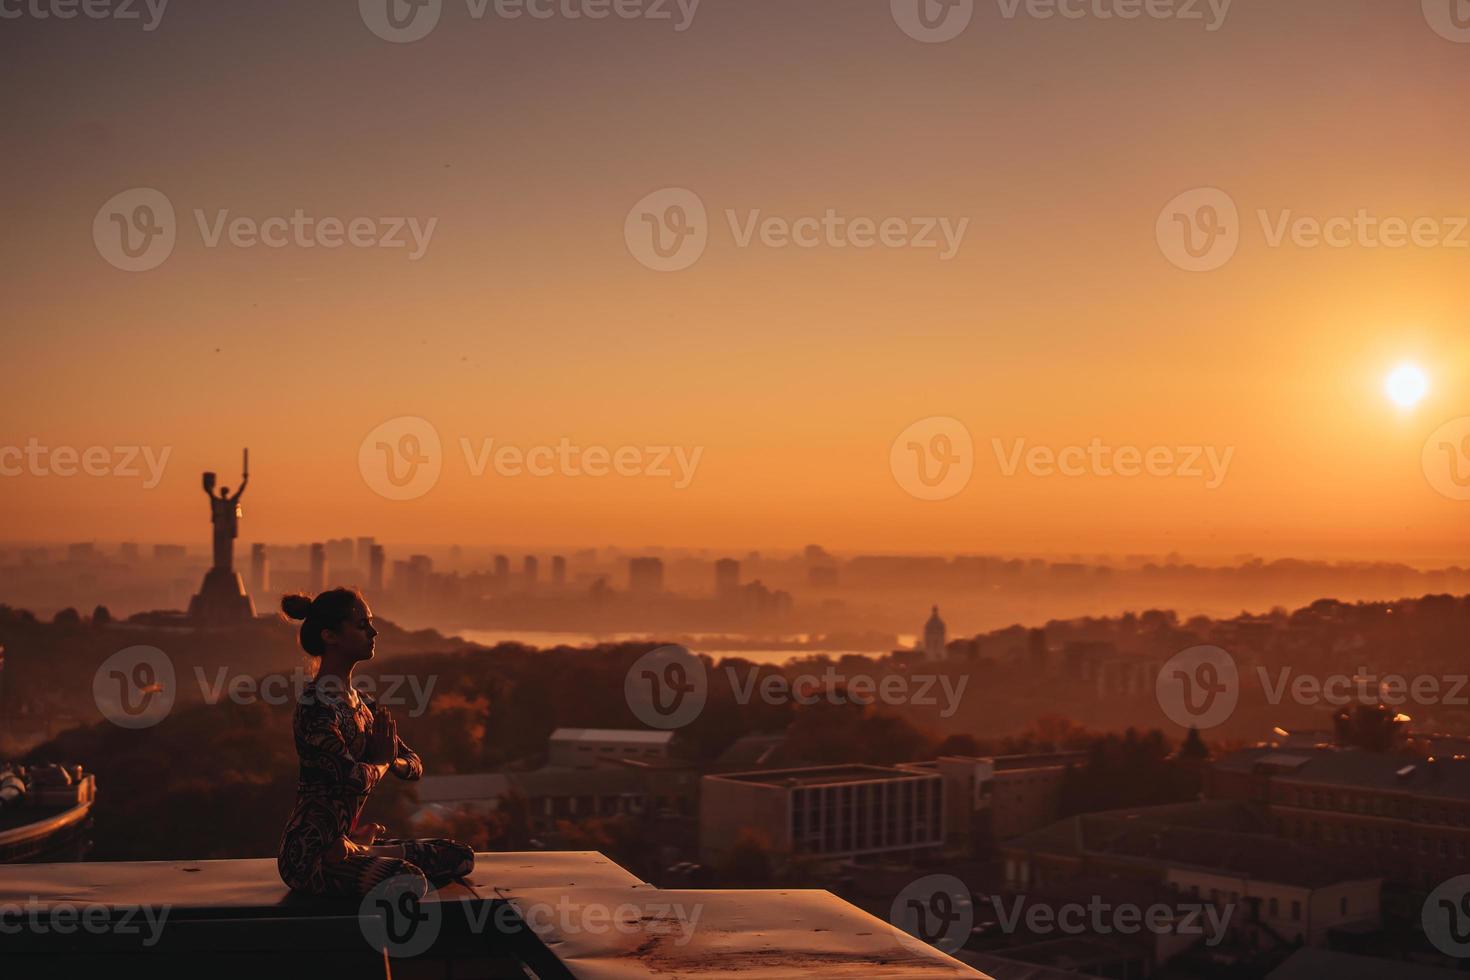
[{"left": 277, "top": 681, "right": 473, "bottom": 897}]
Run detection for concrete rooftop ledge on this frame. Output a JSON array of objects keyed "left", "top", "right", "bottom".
[{"left": 0, "top": 851, "right": 990, "bottom": 980}]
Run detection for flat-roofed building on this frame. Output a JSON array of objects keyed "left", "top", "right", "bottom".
[
  {"left": 1208, "top": 746, "right": 1470, "bottom": 893},
  {"left": 700, "top": 764, "right": 944, "bottom": 866},
  {"left": 906, "top": 752, "right": 1087, "bottom": 852},
  {"left": 0, "top": 849, "right": 993, "bottom": 978},
  {"left": 548, "top": 728, "right": 674, "bottom": 769},
  {"left": 999, "top": 800, "right": 1382, "bottom": 948},
  {"left": 1166, "top": 864, "right": 1380, "bottom": 948},
  {"left": 412, "top": 762, "right": 697, "bottom": 835}
]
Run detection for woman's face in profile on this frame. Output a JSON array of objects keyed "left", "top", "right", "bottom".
[{"left": 326, "top": 600, "right": 378, "bottom": 663}]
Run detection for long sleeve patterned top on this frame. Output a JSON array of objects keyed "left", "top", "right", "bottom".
[{"left": 289, "top": 681, "right": 421, "bottom": 833}]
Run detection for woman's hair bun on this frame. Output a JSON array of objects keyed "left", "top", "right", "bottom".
[{"left": 280, "top": 594, "right": 313, "bottom": 621}]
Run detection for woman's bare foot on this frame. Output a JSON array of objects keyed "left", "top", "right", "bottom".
[{"left": 350, "top": 822, "right": 386, "bottom": 847}]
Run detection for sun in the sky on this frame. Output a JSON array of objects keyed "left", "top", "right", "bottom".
[{"left": 1385, "top": 363, "right": 1430, "bottom": 409}]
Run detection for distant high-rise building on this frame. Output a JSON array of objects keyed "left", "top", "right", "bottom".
[
  {"left": 66, "top": 543, "right": 97, "bottom": 562},
  {"left": 369, "top": 544, "right": 386, "bottom": 591},
  {"left": 450, "top": 544, "right": 463, "bottom": 568},
  {"left": 630, "top": 557, "right": 665, "bottom": 594},
  {"left": 923, "top": 606, "right": 947, "bottom": 661},
  {"left": 250, "top": 543, "right": 269, "bottom": 595},
  {"left": 494, "top": 554, "right": 510, "bottom": 580},
  {"left": 714, "top": 558, "right": 740, "bottom": 596},
  {"left": 119, "top": 542, "right": 140, "bottom": 562},
  {"left": 152, "top": 544, "right": 186, "bottom": 561},
  {"left": 309, "top": 544, "right": 327, "bottom": 592},
  {"left": 395, "top": 554, "right": 433, "bottom": 597},
  {"left": 356, "top": 536, "right": 376, "bottom": 567},
  {"left": 325, "top": 538, "right": 354, "bottom": 570},
  {"left": 551, "top": 555, "right": 567, "bottom": 586},
  {"left": 523, "top": 555, "right": 539, "bottom": 588}
]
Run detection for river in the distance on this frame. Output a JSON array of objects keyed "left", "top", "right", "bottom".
[{"left": 450, "top": 630, "right": 911, "bottom": 666}]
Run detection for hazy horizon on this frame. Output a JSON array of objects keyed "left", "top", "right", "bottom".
[{"left": 6, "top": 535, "right": 1470, "bottom": 569}]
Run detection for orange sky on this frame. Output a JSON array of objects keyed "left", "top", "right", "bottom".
[{"left": 2, "top": 0, "right": 1469, "bottom": 562}]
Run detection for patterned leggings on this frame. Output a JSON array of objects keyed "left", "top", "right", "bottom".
[{"left": 292, "top": 836, "right": 475, "bottom": 899}]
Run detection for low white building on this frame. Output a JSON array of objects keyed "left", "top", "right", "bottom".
[
  {"left": 700, "top": 765, "right": 945, "bottom": 866},
  {"left": 548, "top": 728, "right": 674, "bottom": 769},
  {"left": 1166, "top": 866, "right": 1380, "bottom": 948}
]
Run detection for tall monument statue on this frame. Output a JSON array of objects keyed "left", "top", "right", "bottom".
[
  {"left": 188, "top": 448, "right": 257, "bottom": 627},
  {"left": 203, "top": 449, "right": 249, "bottom": 571}
]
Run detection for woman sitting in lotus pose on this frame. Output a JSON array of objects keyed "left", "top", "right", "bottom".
[{"left": 276, "top": 588, "right": 473, "bottom": 898}]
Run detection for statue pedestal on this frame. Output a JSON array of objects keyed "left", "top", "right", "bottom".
[{"left": 188, "top": 568, "right": 257, "bottom": 627}]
